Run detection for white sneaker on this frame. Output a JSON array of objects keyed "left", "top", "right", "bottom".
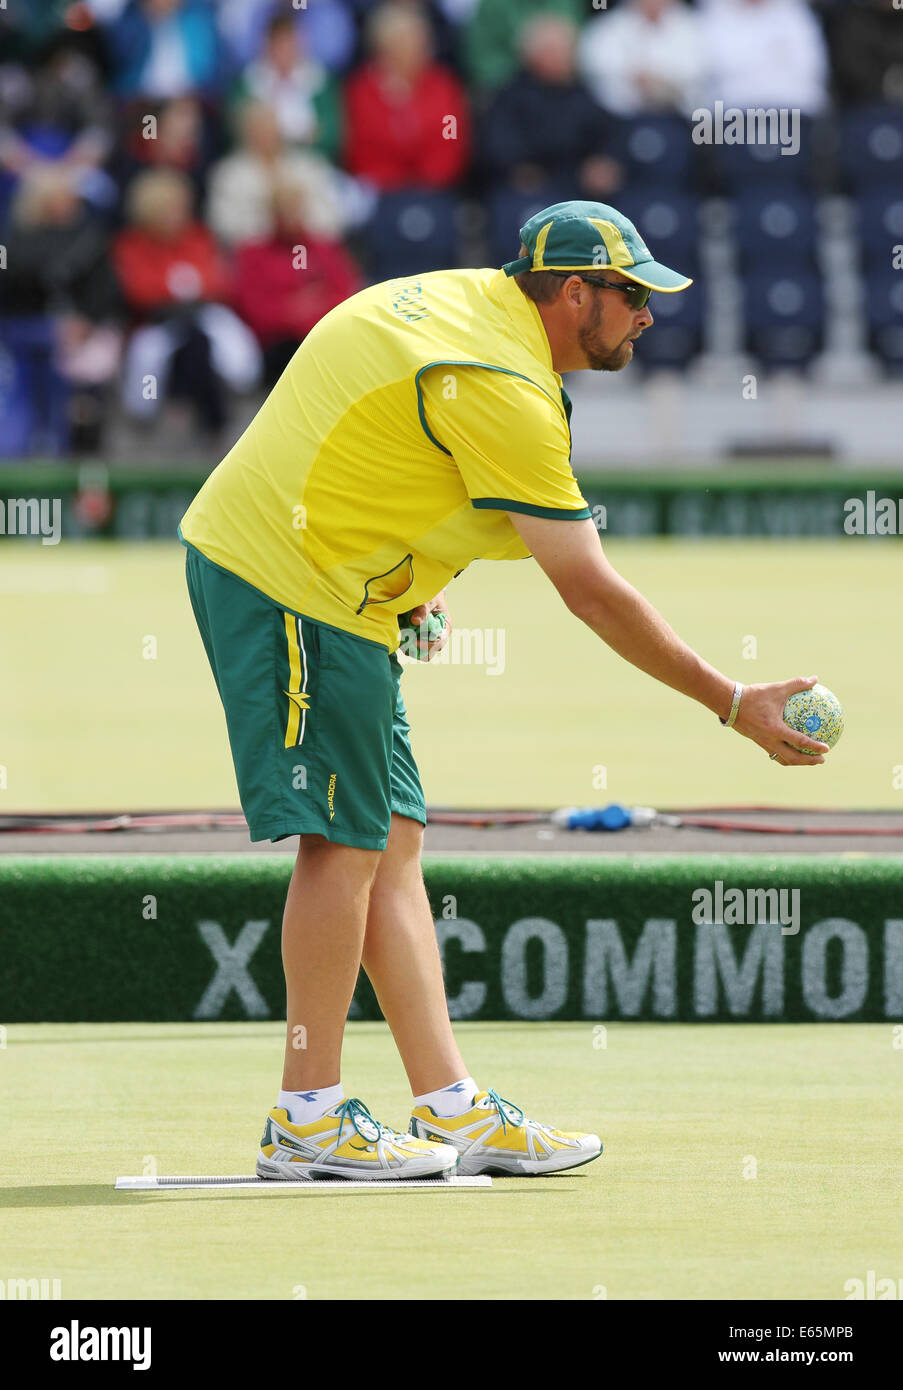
[
  {"left": 410, "top": 1088, "right": 603, "bottom": 1176},
  {"left": 257, "top": 1096, "right": 459, "bottom": 1181}
]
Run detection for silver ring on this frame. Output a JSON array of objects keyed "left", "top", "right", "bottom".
[{"left": 769, "top": 753, "right": 780, "bottom": 761}]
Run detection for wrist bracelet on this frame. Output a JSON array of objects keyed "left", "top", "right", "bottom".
[{"left": 719, "top": 681, "right": 743, "bottom": 729}]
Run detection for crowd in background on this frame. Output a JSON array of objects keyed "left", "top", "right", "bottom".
[{"left": 0, "top": 0, "right": 898, "bottom": 455}]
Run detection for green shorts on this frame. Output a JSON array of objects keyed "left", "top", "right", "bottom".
[{"left": 183, "top": 542, "right": 427, "bottom": 849}]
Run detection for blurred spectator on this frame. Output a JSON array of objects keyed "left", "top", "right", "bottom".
[
  {"left": 233, "top": 180, "right": 362, "bottom": 385},
  {"left": 463, "top": 0, "right": 586, "bottom": 93},
  {"left": 826, "top": 0, "right": 903, "bottom": 107},
  {"left": 104, "top": 0, "right": 224, "bottom": 100},
  {"left": 207, "top": 101, "right": 346, "bottom": 246},
  {"left": 0, "top": 0, "right": 77, "bottom": 64},
  {"left": 482, "top": 16, "right": 621, "bottom": 199},
  {"left": 698, "top": 0, "right": 830, "bottom": 116},
  {"left": 580, "top": 0, "right": 708, "bottom": 119},
  {"left": 0, "top": 35, "right": 116, "bottom": 221},
  {"left": 113, "top": 95, "right": 214, "bottom": 206},
  {"left": 0, "top": 165, "right": 123, "bottom": 452},
  {"left": 344, "top": 2, "right": 471, "bottom": 190},
  {"left": 435, "top": 0, "right": 480, "bottom": 15},
  {"left": 345, "top": 0, "right": 468, "bottom": 73},
  {"left": 235, "top": 12, "right": 341, "bottom": 160},
  {"left": 113, "top": 168, "right": 261, "bottom": 433},
  {"left": 218, "top": 0, "right": 358, "bottom": 76},
  {"left": 85, "top": 1, "right": 132, "bottom": 18}
]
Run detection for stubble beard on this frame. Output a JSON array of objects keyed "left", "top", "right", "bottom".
[{"left": 578, "top": 297, "right": 636, "bottom": 372}]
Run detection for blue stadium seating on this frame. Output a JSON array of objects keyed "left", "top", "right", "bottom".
[
  {"left": 487, "top": 187, "right": 578, "bottom": 270},
  {"left": 612, "top": 116, "right": 694, "bottom": 190},
  {"left": 855, "top": 192, "right": 903, "bottom": 261},
  {"left": 840, "top": 104, "right": 903, "bottom": 194},
  {"left": 0, "top": 319, "right": 69, "bottom": 457},
  {"left": 863, "top": 270, "right": 903, "bottom": 372},
  {"left": 733, "top": 188, "right": 818, "bottom": 271},
  {"left": 616, "top": 191, "right": 700, "bottom": 279},
  {"left": 364, "top": 190, "right": 460, "bottom": 282},
  {"left": 637, "top": 281, "right": 703, "bottom": 368},
  {"left": 711, "top": 114, "right": 814, "bottom": 192},
  {"left": 743, "top": 269, "right": 825, "bottom": 369}
]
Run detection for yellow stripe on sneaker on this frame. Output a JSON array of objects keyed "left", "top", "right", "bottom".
[{"left": 485, "top": 1124, "right": 529, "bottom": 1154}]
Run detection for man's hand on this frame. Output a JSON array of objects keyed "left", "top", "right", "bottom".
[
  {"left": 504, "top": 511, "right": 831, "bottom": 767},
  {"left": 732, "top": 676, "right": 830, "bottom": 765},
  {"left": 403, "top": 591, "right": 451, "bottom": 661}
]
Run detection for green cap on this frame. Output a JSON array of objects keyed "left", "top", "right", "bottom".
[{"left": 501, "top": 199, "right": 693, "bottom": 294}]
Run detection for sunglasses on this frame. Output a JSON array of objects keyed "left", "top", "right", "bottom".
[{"left": 548, "top": 272, "right": 652, "bottom": 310}]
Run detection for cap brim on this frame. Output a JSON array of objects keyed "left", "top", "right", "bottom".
[
  {"left": 501, "top": 256, "right": 532, "bottom": 276},
  {"left": 618, "top": 260, "right": 693, "bottom": 293}
]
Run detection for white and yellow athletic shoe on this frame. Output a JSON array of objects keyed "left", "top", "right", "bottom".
[
  {"left": 257, "top": 1097, "right": 459, "bottom": 1181},
  {"left": 409, "top": 1088, "right": 603, "bottom": 1177}
]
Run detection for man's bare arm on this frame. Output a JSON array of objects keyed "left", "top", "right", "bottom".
[{"left": 507, "top": 512, "right": 829, "bottom": 765}]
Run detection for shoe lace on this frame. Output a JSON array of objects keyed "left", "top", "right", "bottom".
[
  {"left": 337, "top": 1097, "right": 402, "bottom": 1144},
  {"left": 486, "top": 1087, "right": 525, "bottom": 1134}
]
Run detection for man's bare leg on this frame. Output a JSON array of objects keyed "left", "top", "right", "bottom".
[
  {"left": 361, "top": 813, "right": 468, "bottom": 1096},
  {"left": 281, "top": 834, "right": 381, "bottom": 1091}
]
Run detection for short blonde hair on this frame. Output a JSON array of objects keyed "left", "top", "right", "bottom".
[
  {"left": 125, "top": 167, "right": 193, "bottom": 230},
  {"left": 367, "top": 2, "right": 432, "bottom": 57},
  {"left": 11, "top": 165, "right": 76, "bottom": 227}
]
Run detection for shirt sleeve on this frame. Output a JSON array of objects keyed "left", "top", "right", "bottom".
[{"left": 418, "top": 365, "right": 591, "bottom": 520}]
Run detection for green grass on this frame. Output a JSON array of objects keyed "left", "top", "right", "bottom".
[
  {"left": 1, "top": 1022, "right": 900, "bottom": 1300},
  {"left": 1, "top": 537, "right": 900, "bottom": 810}
]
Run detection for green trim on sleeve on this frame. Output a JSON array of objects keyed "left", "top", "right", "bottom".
[
  {"left": 414, "top": 359, "right": 565, "bottom": 455},
  {"left": 471, "top": 498, "right": 592, "bottom": 520}
]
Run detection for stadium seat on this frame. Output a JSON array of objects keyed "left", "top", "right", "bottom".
[
  {"left": 487, "top": 187, "right": 577, "bottom": 270},
  {"left": 743, "top": 269, "right": 825, "bottom": 369},
  {"left": 711, "top": 115, "right": 815, "bottom": 193},
  {"left": 364, "top": 190, "right": 460, "bottom": 282},
  {"left": 616, "top": 192, "right": 700, "bottom": 280},
  {"left": 637, "top": 282, "right": 704, "bottom": 369},
  {"left": 733, "top": 189, "right": 818, "bottom": 272},
  {"left": 0, "top": 319, "right": 69, "bottom": 457},
  {"left": 612, "top": 115, "right": 694, "bottom": 190},
  {"left": 854, "top": 192, "right": 903, "bottom": 261},
  {"left": 863, "top": 271, "right": 903, "bottom": 373},
  {"left": 0, "top": 170, "right": 16, "bottom": 238},
  {"left": 840, "top": 104, "right": 903, "bottom": 194}
]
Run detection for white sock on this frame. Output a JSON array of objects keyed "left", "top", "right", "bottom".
[
  {"left": 413, "top": 1076, "right": 478, "bottom": 1118},
  {"left": 278, "top": 1084, "right": 344, "bottom": 1125}
]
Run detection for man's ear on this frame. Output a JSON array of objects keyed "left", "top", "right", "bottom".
[{"left": 564, "top": 276, "right": 587, "bottom": 311}]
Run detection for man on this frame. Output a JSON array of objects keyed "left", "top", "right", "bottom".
[
  {"left": 579, "top": 0, "right": 706, "bottom": 118},
  {"left": 482, "top": 14, "right": 622, "bottom": 207},
  {"left": 179, "top": 200, "right": 829, "bottom": 1181}
]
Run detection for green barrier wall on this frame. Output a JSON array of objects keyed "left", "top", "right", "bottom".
[
  {"left": 2, "top": 465, "right": 903, "bottom": 538},
  {"left": 1, "top": 855, "right": 901, "bottom": 1024}
]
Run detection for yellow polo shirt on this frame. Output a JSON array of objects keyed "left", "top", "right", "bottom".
[{"left": 179, "top": 267, "right": 590, "bottom": 652}]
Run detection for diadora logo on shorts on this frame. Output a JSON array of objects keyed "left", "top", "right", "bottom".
[
  {"left": 50, "top": 1321, "right": 151, "bottom": 1371},
  {"left": 327, "top": 773, "right": 337, "bottom": 822}
]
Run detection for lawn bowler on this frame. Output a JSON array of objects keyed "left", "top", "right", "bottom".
[{"left": 179, "top": 200, "right": 830, "bottom": 1180}]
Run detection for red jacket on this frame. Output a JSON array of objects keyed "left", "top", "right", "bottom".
[
  {"left": 232, "top": 234, "right": 362, "bottom": 346},
  {"left": 113, "top": 223, "right": 231, "bottom": 317},
  {"left": 344, "top": 61, "right": 471, "bottom": 190}
]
